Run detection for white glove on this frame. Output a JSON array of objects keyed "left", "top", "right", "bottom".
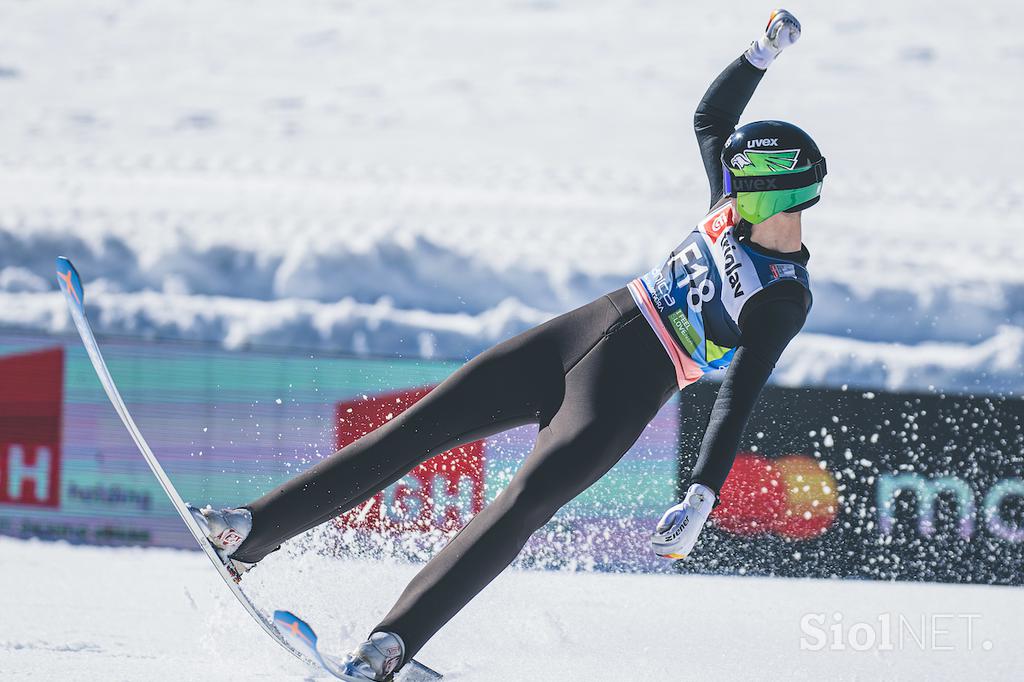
[
  {"left": 650, "top": 483, "right": 716, "bottom": 560},
  {"left": 745, "top": 8, "right": 802, "bottom": 70}
]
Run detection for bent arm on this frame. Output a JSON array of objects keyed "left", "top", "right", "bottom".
[
  {"left": 688, "top": 284, "right": 808, "bottom": 494},
  {"left": 694, "top": 55, "right": 766, "bottom": 208}
]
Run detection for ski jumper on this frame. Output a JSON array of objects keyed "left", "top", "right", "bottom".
[{"left": 232, "top": 54, "right": 811, "bottom": 664}]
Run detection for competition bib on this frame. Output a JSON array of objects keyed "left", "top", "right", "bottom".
[{"left": 628, "top": 203, "right": 811, "bottom": 388}]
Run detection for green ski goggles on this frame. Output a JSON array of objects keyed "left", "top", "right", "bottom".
[{"left": 724, "top": 157, "right": 827, "bottom": 224}]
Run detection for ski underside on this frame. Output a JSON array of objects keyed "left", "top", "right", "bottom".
[{"left": 55, "top": 256, "right": 443, "bottom": 681}]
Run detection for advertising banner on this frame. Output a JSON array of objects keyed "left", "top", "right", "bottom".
[
  {"left": 6, "top": 330, "right": 1022, "bottom": 584},
  {"left": 676, "top": 382, "right": 1024, "bottom": 585},
  {"left": 0, "top": 348, "right": 63, "bottom": 509},
  {"left": 334, "top": 387, "right": 487, "bottom": 536}
]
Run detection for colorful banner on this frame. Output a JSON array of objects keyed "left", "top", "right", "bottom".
[{"left": 7, "top": 330, "right": 1023, "bottom": 583}]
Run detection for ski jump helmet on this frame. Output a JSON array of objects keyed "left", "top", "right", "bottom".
[{"left": 722, "top": 120, "right": 827, "bottom": 224}]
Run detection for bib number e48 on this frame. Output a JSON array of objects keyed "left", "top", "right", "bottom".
[{"left": 671, "top": 243, "right": 715, "bottom": 312}]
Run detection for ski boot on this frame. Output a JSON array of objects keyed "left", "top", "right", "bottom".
[
  {"left": 188, "top": 505, "right": 257, "bottom": 581},
  {"left": 335, "top": 631, "right": 406, "bottom": 682}
]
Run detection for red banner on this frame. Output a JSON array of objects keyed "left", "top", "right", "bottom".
[
  {"left": 334, "top": 387, "right": 485, "bottom": 533},
  {"left": 0, "top": 347, "right": 63, "bottom": 508}
]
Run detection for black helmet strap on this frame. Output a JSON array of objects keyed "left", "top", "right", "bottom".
[{"left": 727, "top": 157, "right": 827, "bottom": 196}]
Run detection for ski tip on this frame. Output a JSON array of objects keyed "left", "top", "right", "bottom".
[
  {"left": 55, "top": 256, "right": 85, "bottom": 311},
  {"left": 273, "top": 610, "right": 320, "bottom": 652}
]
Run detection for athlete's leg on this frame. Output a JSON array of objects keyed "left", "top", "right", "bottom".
[
  {"left": 372, "top": 312, "right": 677, "bottom": 660},
  {"left": 233, "top": 294, "right": 629, "bottom": 563}
]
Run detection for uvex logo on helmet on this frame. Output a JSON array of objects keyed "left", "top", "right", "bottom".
[{"left": 746, "top": 138, "right": 779, "bottom": 148}]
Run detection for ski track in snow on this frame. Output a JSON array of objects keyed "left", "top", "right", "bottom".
[
  {"left": 1, "top": 0, "right": 1023, "bottom": 394},
  {"left": 1, "top": 537, "right": 1022, "bottom": 681}
]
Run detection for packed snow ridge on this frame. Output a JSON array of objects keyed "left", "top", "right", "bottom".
[{"left": 1, "top": 0, "right": 1022, "bottom": 394}]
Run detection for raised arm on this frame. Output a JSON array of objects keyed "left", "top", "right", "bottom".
[
  {"left": 694, "top": 10, "right": 803, "bottom": 207},
  {"left": 694, "top": 58, "right": 764, "bottom": 207}
]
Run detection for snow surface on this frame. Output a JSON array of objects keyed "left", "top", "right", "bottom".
[
  {"left": 2, "top": 537, "right": 1021, "bottom": 681},
  {"left": 1, "top": 0, "right": 1022, "bottom": 392}
]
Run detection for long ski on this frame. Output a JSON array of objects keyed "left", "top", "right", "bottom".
[
  {"left": 56, "top": 256, "right": 443, "bottom": 679},
  {"left": 55, "top": 257, "right": 317, "bottom": 669}
]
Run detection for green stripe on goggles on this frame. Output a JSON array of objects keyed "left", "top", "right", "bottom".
[{"left": 723, "top": 157, "right": 827, "bottom": 224}]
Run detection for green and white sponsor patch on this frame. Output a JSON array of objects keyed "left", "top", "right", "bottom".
[{"left": 667, "top": 310, "right": 700, "bottom": 355}]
